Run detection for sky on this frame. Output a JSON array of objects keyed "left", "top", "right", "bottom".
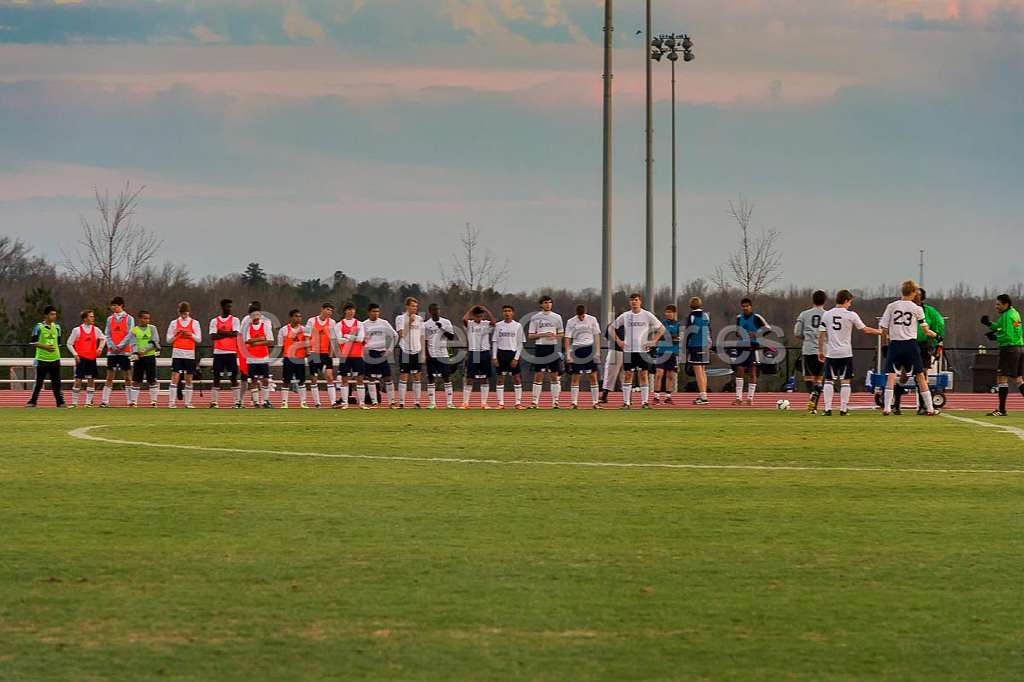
[{"left": 0, "top": 0, "right": 1022, "bottom": 292}]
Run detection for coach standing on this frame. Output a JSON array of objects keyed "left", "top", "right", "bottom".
[
  {"left": 983, "top": 294, "right": 1024, "bottom": 417},
  {"left": 26, "top": 305, "right": 65, "bottom": 407}
]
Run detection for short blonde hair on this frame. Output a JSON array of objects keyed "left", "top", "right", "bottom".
[
  {"left": 689, "top": 297, "right": 702, "bottom": 309},
  {"left": 901, "top": 280, "right": 918, "bottom": 297},
  {"left": 404, "top": 297, "right": 418, "bottom": 306}
]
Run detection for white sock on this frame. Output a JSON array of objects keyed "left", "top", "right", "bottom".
[
  {"left": 167, "top": 388, "right": 176, "bottom": 407},
  {"left": 532, "top": 382, "right": 542, "bottom": 405},
  {"left": 445, "top": 382, "right": 454, "bottom": 407},
  {"left": 341, "top": 382, "right": 349, "bottom": 406},
  {"left": 232, "top": 386, "right": 241, "bottom": 404},
  {"left": 367, "top": 383, "right": 377, "bottom": 404},
  {"left": 700, "top": 391, "right": 708, "bottom": 400},
  {"left": 251, "top": 389, "right": 259, "bottom": 405},
  {"left": 312, "top": 385, "right": 321, "bottom": 406},
  {"left": 384, "top": 383, "right": 394, "bottom": 405},
  {"left": 623, "top": 383, "right": 632, "bottom": 406},
  {"left": 299, "top": 384, "right": 308, "bottom": 404},
  {"left": 640, "top": 384, "right": 649, "bottom": 405},
  {"left": 514, "top": 384, "right": 523, "bottom": 405},
  {"left": 480, "top": 385, "right": 488, "bottom": 407},
  {"left": 571, "top": 385, "right": 579, "bottom": 405},
  {"left": 591, "top": 385, "right": 599, "bottom": 405},
  {"left": 840, "top": 385, "right": 852, "bottom": 412},
  {"left": 748, "top": 383, "right": 757, "bottom": 401},
  {"left": 920, "top": 390, "right": 934, "bottom": 413},
  {"left": 428, "top": 384, "right": 437, "bottom": 407},
  {"left": 399, "top": 383, "right": 407, "bottom": 406},
  {"left": 497, "top": 385, "right": 505, "bottom": 406},
  {"left": 327, "top": 384, "right": 336, "bottom": 406},
  {"left": 736, "top": 379, "right": 744, "bottom": 400},
  {"left": 261, "top": 386, "right": 270, "bottom": 404},
  {"left": 884, "top": 388, "right": 894, "bottom": 412},
  {"left": 149, "top": 385, "right": 159, "bottom": 404},
  {"left": 823, "top": 383, "right": 835, "bottom": 412},
  {"left": 413, "top": 382, "right": 422, "bottom": 406},
  {"left": 184, "top": 387, "right": 193, "bottom": 406},
  {"left": 72, "top": 387, "right": 80, "bottom": 406},
  {"left": 211, "top": 387, "right": 219, "bottom": 405},
  {"left": 551, "top": 382, "right": 560, "bottom": 406},
  {"left": 101, "top": 385, "right": 112, "bottom": 404},
  {"left": 357, "top": 384, "right": 366, "bottom": 406},
  {"left": 281, "top": 387, "right": 289, "bottom": 407},
  {"left": 463, "top": 386, "right": 472, "bottom": 406}
]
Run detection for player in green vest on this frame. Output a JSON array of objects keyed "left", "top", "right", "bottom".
[
  {"left": 27, "top": 305, "right": 65, "bottom": 407},
  {"left": 982, "top": 294, "right": 1024, "bottom": 416},
  {"left": 128, "top": 309, "right": 162, "bottom": 407}
]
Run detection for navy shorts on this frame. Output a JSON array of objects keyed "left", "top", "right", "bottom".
[
  {"left": 623, "top": 351, "right": 652, "bottom": 372},
  {"left": 495, "top": 349, "right": 521, "bottom": 375},
  {"left": 729, "top": 348, "right": 760, "bottom": 369},
  {"left": 567, "top": 345, "right": 598, "bottom": 374},
  {"left": 282, "top": 358, "right": 306, "bottom": 383},
  {"left": 653, "top": 352, "right": 678, "bottom": 371},
  {"left": 532, "top": 345, "right": 561, "bottom": 374},
  {"left": 338, "top": 357, "right": 364, "bottom": 377},
  {"left": 212, "top": 353, "right": 239, "bottom": 380},
  {"left": 363, "top": 350, "right": 391, "bottom": 379},
  {"left": 801, "top": 354, "right": 824, "bottom": 377},
  {"left": 823, "top": 356, "right": 855, "bottom": 381},
  {"left": 74, "top": 358, "right": 98, "bottom": 379},
  {"left": 686, "top": 347, "right": 711, "bottom": 366},
  {"left": 171, "top": 358, "right": 196, "bottom": 375},
  {"left": 106, "top": 354, "right": 131, "bottom": 371},
  {"left": 466, "top": 351, "right": 492, "bottom": 379},
  {"left": 885, "top": 340, "right": 923, "bottom": 375},
  {"left": 427, "top": 356, "right": 454, "bottom": 380},
  {"left": 132, "top": 355, "right": 157, "bottom": 384},
  {"left": 398, "top": 350, "right": 422, "bottom": 374},
  {"left": 247, "top": 363, "right": 270, "bottom": 379},
  {"left": 308, "top": 355, "right": 333, "bottom": 376}
]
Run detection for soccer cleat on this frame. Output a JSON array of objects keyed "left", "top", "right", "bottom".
[
  {"left": 807, "top": 400, "right": 816, "bottom": 413},
  {"left": 209, "top": 403, "right": 219, "bottom": 409},
  {"left": 151, "top": 403, "right": 158, "bottom": 408},
  {"left": 263, "top": 401, "right": 273, "bottom": 409},
  {"left": 25, "top": 402, "right": 37, "bottom": 408},
  {"left": 552, "top": 404, "right": 559, "bottom": 410},
  {"left": 571, "top": 404, "right": 579, "bottom": 409},
  {"left": 924, "top": 410, "right": 940, "bottom": 416},
  {"left": 893, "top": 407, "right": 902, "bottom": 416},
  {"left": 839, "top": 410, "right": 848, "bottom": 417},
  {"left": 129, "top": 403, "right": 138, "bottom": 408},
  {"left": 664, "top": 397, "right": 673, "bottom": 405},
  {"left": 360, "top": 405, "right": 370, "bottom": 410},
  {"left": 281, "top": 403, "right": 289, "bottom": 409},
  {"left": 234, "top": 402, "right": 243, "bottom": 409},
  {"left": 823, "top": 410, "right": 832, "bottom": 416},
  {"left": 693, "top": 397, "right": 710, "bottom": 406},
  {"left": 528, "top": 404, "right": 538, "bottom": 410},
  {"left": 652, "top": 397, "right": 660, "bottom": 405},
  {"left": 494, "top": 404, "right": 505, "bottom": 410},
  {"left": 881, "top": 410, "right": 891, "bottom": 416},
  {"left": 917, "top": 408, "right": 928, "bottom": 416},
  {"left": 481, "top": 405, "right": 491, "bottom": 410},
  {"left": 185, "top": 405, "right": 195, "bottom": 409},
  {"left": 641, "top": 403, "right": 650, "bottom": 409},
  {"left": 168, "top": 405, "right": 177, "bottom": 409},
  {"left": 987, "top": 410, "right": 1008, "bottom": 417},
  {"left": 99, "top": 403, "right": 109, "bottom": 408},
  {"left": 733, "top": 398, "right": 743, "bottom": 406},
  {"left": 744, "top": 398, "right": 754, "bottom": 406},
  {"left": 84, "top": 403, "right": 93, "bottom": 409},
  {"left": 299, "top": 402, "right": 310, "bottom": 409},
  {"left": 593, "top": 403, "right": 602, "bottom": 409},
  {"left": 619, "top": 404, "right": 630, "bottom": 410}
]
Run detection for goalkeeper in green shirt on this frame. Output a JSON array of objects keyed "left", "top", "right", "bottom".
[
  {"left": 911, "top": 289, "right": 945, "bottom": 414},
  {"left": 982, "top": 294, "right": 1024, "bottom": 416}
]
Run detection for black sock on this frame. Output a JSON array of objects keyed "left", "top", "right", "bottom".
[{"left": 998, "top": 386, "right": 1008, "bottom": 412}]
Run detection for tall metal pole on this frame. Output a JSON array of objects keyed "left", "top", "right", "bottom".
[
  {"left": 919, "top": 250, "right": 925, "bottom": 287},
  {"left": 644, "top": 0, "right": 655, "bottom": 308},
  {"left": 670, "top": 56, "right": 677, "bottom": 311},
  {"left": 601, "top": 0, "right": 614, "bottom": 330}
]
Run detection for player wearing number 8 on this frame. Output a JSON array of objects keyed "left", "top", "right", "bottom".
[{"left": 879, "top": 280, "right": 938, "bottom": 416}]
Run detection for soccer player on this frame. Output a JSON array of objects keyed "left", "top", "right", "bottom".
[
  {"left": 66, "top": 309, "right": 106, "bottom": 408},
  {"left": 242, "top": 301, "right": 274, "bottom": 408},
  {"left": 424, "top": 303, "right": 457, "bottom": 409},
  {"left": 614, "top": 294, "right": 664, "bottom": 409},
  {"left": 794, "top": 290, "right": 827, "bottom": 413},
  {"left": 983, "top": 294, "right": 1023, "bottom": 416},
  {"left": 462, "top": 305, "right": 495, "bottom": 409},
  {"left": 101, "top": 297, "right": 134, "bottom": 407},
  {"left": 209, "top": 298, "right": 242, "bottom": 408},
  {"left": 278, "top": 309, "right": 311, "bottom": 409},
  {"left": 337, "top": 303, "right": 368, "bottom": 409},
  {"left": 913, "top": 289, "right": 945, "bottom": 414},
  {"left": 492, "top": 304, "right": 525, "bottom": 409},
  {"left": 684, "top": 298, "right": 712, "bottom": 405},
  {"left": 564, "top": 304, "right": 602, "bottom": 409},
  {"left": 816, "top": 290, "right": 882, "bottom": 416},
  {"left": 305, "top": 303, "right": 337, "bottom": 408},
  {"left": 395, "top": 297, "right": 425, "bottom": 408},
  {"left": 600, "top": 310, "right": 624, "bottom": 404},
  {"left": 26, "top": 305, "right": 65, "bottom": 408},
  {"left": 527, "top": 295, "right": 565, "bottom": 408},
  {"left": 653, "top": 304, "right": 681, "bottom": 404},
  {"left": 166, "top": 301, "right": 201, "bottom": 408},
  {"left": 733, "top": 298, "right": 769, "bottom": 406},
  {"left": 127, "top": 310, "right": 161, "bottom": 407},
  {"left": 879, "top": 280, "right": 938, "bottom": 416},
  {"left": 362, "top": 303, "right": 397, "bottom": 407}
]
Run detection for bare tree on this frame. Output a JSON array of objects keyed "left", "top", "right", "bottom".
[
  {"left": 64, "top": 182, "right": 162, "bottom": 296},
  {"left": 440, "top": 222, "right": 510, "bottom": 296},
  {"left": 711, "top": 197, "right": 783, "bottom": 297}
]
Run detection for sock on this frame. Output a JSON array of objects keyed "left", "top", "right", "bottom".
[
  {"left": 312, "top": 384, "right": 321, "bottom": 406},
  {"left": 341, "top": 382, "right": 349, "bottom": 406},
  {"left": 998, "top": 384, "right": 1009, "bottom": 412},
  {"left": 532, "top": 382, "right": 542, "bottom": 405},
  {"left": 428, "top": 384, "right": 437, "bottom": 407},
  {"left": 1019, "top": 384, "right": 1024, "bottom": 399},
  {"left": 920, "top": 390, "right": 935, "bottom": 413},
  {"left": 398, "top": 383, "right": 407, "bottom": 406},
  {"left": 413, "top": 383, "right": 422, "bottom": 406},
  {"left": 591, "top": 385, "right": 599, "bottom": 405},
  {"left": 700, "top": 392, "right": 708, "bottom": 400},
  {"left": 640, "top": 384, "right": 649, "bottom": 405},
  {"left": 514, "top": 384, "right": 523, "bottom": 405},
  {"left": 823, "top": 383, "right": 835, "bottom": 412},
  {"left": 883, "top": 388, "right": 894, "bottom": 412},
  {"left": 251, "top": 389, "right": 259, "bottom": 405},
  {"left": 72, "top": 387, "right": 80, "bottom": 406},
  {"left": 168, "top": 387, "right": 176, "bottom": 407},
  {"left": 232, "top": 386, "right": 241, "bottom": 404},
  {"left": 261, "top": 386, "right": 270, "bottom": 405},
  {"left": 184, "top": 387, "right": 193, "bottom": 406},
  {"left": 551, "top": 382, "right": 561, "bottom": 407},
  {"left": 384, "top": 382, "right": 394, "bottom": 405},
  {"left": 129, "top": 387, "right": 139, "bottom": 404},
  {"left": 149, "top": 385, "right": 159, "bottom": 404},
  {"left": 367, "top": 383, "right": 377, "bottom": 404},
  {"left": 281, "top": 386, "right": 290, "bottom": 407},
  {"left": 497, "top": 385, "right": 505, "bottom": 406},
  {"left": 840, "top": 385, "right": 852, "bottom": 412},
  {"left": 479, "top": 385, "right": 488, "bottom": 407},
  {"left": 101, "top": 385, "right": 112, "bottom": 404},
  {"left": 893, "top": 384, "right": 904, "bottom": 409},
  {"left": 747, "top": 383, "right": 757, "bottom": 401},
  {"left": 357, "top": 384, "right": 366, "bottom": 406},
  {"left": 571, "top": 385, "right": 580, "bottom": 405},
  {"left": 445, "top": 382, "right": 454, "bottom": 407},
  {"left": 327, "top": 384, "right": 336, "bottom": 406},
  {"left": 623, "top": 383, "right": 632, "bottom": 406},
  {"left": 299, "top": 384, "right": 308, "bottom": 404},
  {"left": 735, "top": 379, "right": 744, "bottom": 400},
  {"left": 212, "top": 387, "right": 220, "bottom": 405}
]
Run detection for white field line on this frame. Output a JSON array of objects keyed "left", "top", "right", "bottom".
[
  {"left": 67, "top": 425, "right": 1024, "bottom": 476},
  {"left": 941, "top": 413, "right": 1024, "bottom": 442}
]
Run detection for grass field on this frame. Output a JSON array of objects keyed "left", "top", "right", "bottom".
[{"left": 2, "top": 409, "right": 1022, "bottom": 681}]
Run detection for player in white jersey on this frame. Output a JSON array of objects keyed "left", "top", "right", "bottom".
[
  {"left": 816, "top": 290, "right": 882, "bottom": 416},
  {"left": 67, "top": 309, "right": 106, "bottom": 407},
  {"left": 209, "top": 298, "right": 243, "bottom": 408},
  {"left": 879, "top": 280, "right": 938, "bottom": 416},
  {"left": 492, "top": 305, "right": 525, "bottom": 409},
  {"left": 101, "top": 296, "right": 134, "bottom": 407},
  {"left": 424, "top": 303, "right": 457, "bottom": 409},
  {"left": 395, "top": 297, "right": 425, "bottom": 408},
  {"left": 242, "top": 301, "right": 274, "bottom": 408},
  {"left": 613, "top": 294, "right": 665, "bottom": 409},
  {"left": 165, "top": 301, "right": 201, "bottom": 408},
  {"left": 462, "top": 305, "right": 495, "bottom": 408},
  {"left": 527, "top": 295, "right": 565, "bottom": 408},
  {"left": 794, "top": 290, "right": 827, "bottom": 413},
  {"left": 600, "top": 309, "right": 625, "bottom": 404},
  {"left": 362, "top": 303, "right": 397, "bottom": 407},
  {"left": 564, "top": 304, "right": 602, "bottom": 409}
]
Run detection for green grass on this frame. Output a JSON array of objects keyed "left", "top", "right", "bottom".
[{"left": 1, "top": 409, "right": 1022, "bottom": 681}]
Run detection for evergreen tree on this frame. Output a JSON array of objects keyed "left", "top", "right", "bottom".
[
  {"left": 241, "top": 262, "right": 267, "bottom": 287},
  {"left": 17, "top": 287, "right": 57, "bottom": 357}
]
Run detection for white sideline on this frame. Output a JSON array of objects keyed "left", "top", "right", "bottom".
[
  {"left": 941, "top": 413, "right": 1024, "bottom": 442},
  {"left": 67, "top": 425, "right": 1024, "bottom": 476}
]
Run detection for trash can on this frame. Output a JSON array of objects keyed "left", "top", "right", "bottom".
[{"left": 971, "top": 353, "right": 999, "bottom": 393}]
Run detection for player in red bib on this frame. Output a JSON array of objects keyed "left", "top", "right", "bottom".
[
  {"left": 278, "top": 309, "right": 311, "bottom": 408},
  {"left": 209, "top": 298, "right": 243, "bottom": 408},
  {"left": 242, "top": 301, "right": 274, "bottom": 408},
  {"left": 165, "top": 301, "right": 201, "bottom": 408},
  {"left": 67, "top": 309, "right": 107, "bottom": 407},
  {"left": 101, "top": 296, "right": 134, "bottom": 407},
  {"left": 305, "top": 303, "right": 337, "bottom": 408},
  {"left": 336, "top": 303, "right": 368, "bottom": 409}
]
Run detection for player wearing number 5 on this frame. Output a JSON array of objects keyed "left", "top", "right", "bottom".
[
  {"left": 817, "top": 290, "right": 881, "bottom": 416},
  {"left": 879, "top": 280, "right": 938, "bottom": 416}
]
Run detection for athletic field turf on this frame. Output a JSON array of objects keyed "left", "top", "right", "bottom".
[{"left": 3, "top": 410, "right": 1022, "bottom": 681}]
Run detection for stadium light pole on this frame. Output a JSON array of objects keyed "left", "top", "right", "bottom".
[
  {"left": 652, "top": 34, "right": 695, "bottom": 310},
  {"left": 644, "top": 0, "right": 654, "bottom": 309},
  {"left": 601, "top": 0, "right": 614, "bottom": 330}
]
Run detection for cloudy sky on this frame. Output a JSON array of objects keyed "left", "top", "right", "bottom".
[{"left": 1, "top": 0, "right": 1021, "bottom": 291}]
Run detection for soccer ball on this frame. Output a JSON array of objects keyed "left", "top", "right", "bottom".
[{"left": 776, "top": 399, "right": 791, "bottom": 411}]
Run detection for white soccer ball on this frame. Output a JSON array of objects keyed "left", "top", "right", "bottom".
[{"left": 776, "top": 399, "right": 791, "bottom": 411}]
